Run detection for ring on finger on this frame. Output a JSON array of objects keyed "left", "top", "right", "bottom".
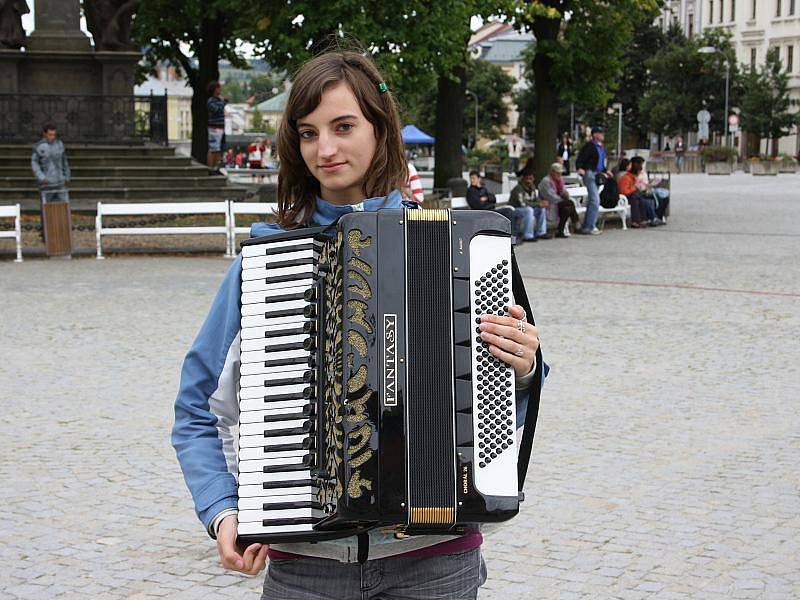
[
  {"left": 516, "top": 319, "right": 526, "bottom": 333},
  {"left": 514, "top": 345, "right": 525, "bottom": 357}
]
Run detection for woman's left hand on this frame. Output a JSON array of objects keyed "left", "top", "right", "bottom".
[{"left": 479, "top": 305, "right": 540, "bottom": 376}]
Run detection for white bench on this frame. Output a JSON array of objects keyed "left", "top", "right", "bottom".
[
  {"left": 567, "top": 186, "right": 628, "bottom": 231},
  {"left": 0, "top": 203, "right": 23, "bottom": 262},
  {"left": 450, "top": 193, "right": 510, "bottom": 210},
  {"left": 95, "top": 201, "right": 231, "bottom": 259},
  {"left": 229, "top": 201, "right": 278, "bottom": 256}
]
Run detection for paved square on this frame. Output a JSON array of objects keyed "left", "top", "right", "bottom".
[{"left": 1, "top": 173, "right": 798, "bottom": 599}]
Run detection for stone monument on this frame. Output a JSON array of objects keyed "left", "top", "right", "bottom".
[{"left": 0, "top": 0, "right": 142, "bottom": 142}]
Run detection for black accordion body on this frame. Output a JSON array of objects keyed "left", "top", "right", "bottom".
[{"left": 236, "top": 208, "right": 535, "bottom": 543}]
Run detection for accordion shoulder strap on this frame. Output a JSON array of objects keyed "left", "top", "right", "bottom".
[{"left": 511, "top": 250, "right": 543, "bottom": 492}]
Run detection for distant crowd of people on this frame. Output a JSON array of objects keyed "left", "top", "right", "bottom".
[{"left": 464, "top": 126, "right": 670, "bottom": 243}]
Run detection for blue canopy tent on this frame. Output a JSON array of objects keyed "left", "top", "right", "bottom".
[{"left": 401, "top": 125, "right": 435, "bottom": 145}]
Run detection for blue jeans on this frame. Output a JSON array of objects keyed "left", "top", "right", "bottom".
[
  {"left": 581, "top": 171, "right": 600, "bottom": 231},
  {"left": 533, "top": 206, "right": 548, "bottom": 238},
  {"left": 514, "top": 206, "right": 535, "bottom": 239},
  {"left": 261, "top": 548, "right": 487, "bottom": 600}
]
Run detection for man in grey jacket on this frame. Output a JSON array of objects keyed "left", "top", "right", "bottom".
[{"left": 31, "top": 124, "right": 71, "bottom": 202}]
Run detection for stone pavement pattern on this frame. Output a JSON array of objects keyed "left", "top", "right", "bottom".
[{"left": 1, "top": 173, "right": 798, "bottom": 599}]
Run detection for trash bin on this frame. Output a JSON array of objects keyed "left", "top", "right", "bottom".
[{"left": 41, "top": 191, "right": 72, "bottom": 258}]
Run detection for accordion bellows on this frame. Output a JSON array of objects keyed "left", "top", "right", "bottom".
[{"left": 236, "top": 208, "right": 520, "bottom": 544}]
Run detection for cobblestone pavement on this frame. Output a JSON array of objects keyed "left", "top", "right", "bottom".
[{"left": 1, "top": 173, "right": 798, "bottom": 599}]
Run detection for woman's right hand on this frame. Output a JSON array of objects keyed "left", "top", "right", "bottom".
[{"left": 216, "top": 514, "right": 269, "bottom": 575}]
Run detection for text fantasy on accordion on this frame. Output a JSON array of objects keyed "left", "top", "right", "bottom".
[{"left": 236, "top": 208, "right": 541, "bottom": 544}]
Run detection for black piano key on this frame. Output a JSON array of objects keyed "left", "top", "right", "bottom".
[
  {"left": 263, "top": 376, "right": 309, "bottom": 388},
  {"left": 267, "top": 257, "right": 317, "bottom": 270},
  {"left": 263, "top": 390, "right": 310, "bottom": 403},
  {"left": 264, "top": 356, "right": 308, "bottom": 368},
  {"left": 265, "top": 272, "right": 317, "bottom": 285},
  {"left": 264, "top": 242, "right": 316, "bottom": 256},
  {"left": 262, "top": 500, "right": 320, "bottom": 511},
  {"left": 261, "top": 516, "right": 319, "bottom": 527},
  {"left": 263, "top": 439, "right": 313, "bottom": 453},
  {"left": 263, "top": 326, "right": 307, "bottom": 338},
  {"left": 264, "top": 291, "right": 308, "bottom": 304},
  {"left": 262, "top": 408, "right": 314, "bottom": 423},
  {"left": 263, "top": 307, "right": 307, "bottom": 319},
  {"left": 262, "top": 478, "right": 314, "bottom": 490},
  {"left": 263, "top": 424, "right": 312, "bottom": 437},
  {"left": 262, "top": 462, "right": 313, "bottom": 474}
]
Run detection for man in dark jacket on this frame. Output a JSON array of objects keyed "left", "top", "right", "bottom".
[
  {"left": 575, "top": 126, "right": 613, "bottom": 235},
  {"left": 466, "top": 171, "right": 523, "bottom": 243}
]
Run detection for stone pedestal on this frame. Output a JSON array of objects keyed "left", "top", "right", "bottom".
[{"left": 0, "top": 0, "right": 141, "bottom": 142}]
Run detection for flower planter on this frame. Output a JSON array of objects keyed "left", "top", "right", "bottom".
[
  {"left": 749, "top": 161, "right": 780, "bottom": 176},
  {"left": 779, "top": 159, "right": 798, "bottom": 173},
  {"left": 706, "top": 161, "right": 732, "bottom": 175}
]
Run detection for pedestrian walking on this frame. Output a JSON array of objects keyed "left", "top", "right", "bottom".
[
  {"left": 171, "top": 49, "right": 543, "bottom": 600},
  {"left": 556, "top": 132, "right": 573, "bottom": 176},
  {"left": 507, "top": 133, "right": 522, "bottom": 174},
  {"left": 674, "top": 135, "right": 686, "bottom": 174},
  {"left": 31, "top": 123, "right": 70, "bottom": 203},
  {"left": 575, "top": 126, "right": 613, "bottom": 235},
  {"left": 207, "top": 80, "right": 227, "bottom": 174}
]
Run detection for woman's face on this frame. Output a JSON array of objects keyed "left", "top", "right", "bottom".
[{"left": 296, "top": 82, "right": 377, "bottom": 205}]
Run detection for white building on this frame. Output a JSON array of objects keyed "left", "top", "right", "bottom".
[
  {"left": 662, "top": 0, "right": 800, "bottom": 154},
  {"left": 134, "top": 65, "right": 193, "bottom": 142}
]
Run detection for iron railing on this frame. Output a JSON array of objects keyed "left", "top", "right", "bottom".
[{"left": 0, "top": 93, "right": 168, "bottom": 145}]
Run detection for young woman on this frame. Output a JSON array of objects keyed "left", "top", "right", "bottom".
[{"left": 172, "top": 50, "right": 542, "bottom": 600}]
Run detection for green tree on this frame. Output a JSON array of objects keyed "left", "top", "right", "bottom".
[
  {"left": 401, "top": 58, "right": 516, "bottom": 147},
  {"left": 513, "top": 0, "right": 661, "bottom": 179},
  {"left": 640, "top": 29, "right": 741, "bottom": 139},
  {"left": 223, "top": 80, "right": 248, "bottom": 103},
  {"left": 133, "top": 0, "right": 261, "bottom": 163},
  {"left": 740, "top": 47, "right": 799, "bottom": 157},
  {"left": 249, "top": 108, "right": 264, "bottom": 132},
  {"left": 248, "top": 74, "right": 284, "bottom": 104}
]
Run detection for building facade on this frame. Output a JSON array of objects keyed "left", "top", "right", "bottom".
[
  {"left": 134, "top": 65, "right": 193, "bottom": 142},
  {"left": 661, "top": 0, "right": 800, "bottom": 154}
]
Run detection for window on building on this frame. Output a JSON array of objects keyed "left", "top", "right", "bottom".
[
  {"left": 776, "top": 0, "right": 781, "bottom": 16},
  {"left": 731, "top": 0, "right": 736, "bottom": 19},
  {"left": 750, "top": 47, "right": 757, "bottom": 67},
  {"left": 790, "top": 0, "right": 796, "bottom": 14},
  {"left": 688, "top": 13, "right": 695, "bottom": 36},
  {"left": 709, "top": 0, "right": 715, "bottom": 23},
  {"left": 788, "top": 46, "right": 795, "bottom": 72},
  {"left": 752, "top": 0, "right": 757, "bottom": 18},
  {"left": 720, "top": 0, "right": 725, "bottom": 20}
]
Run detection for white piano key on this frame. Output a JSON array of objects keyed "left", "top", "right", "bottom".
[
  {"left": 242, "top": 283, "right": 313, "bottom": 306},
  {"left": 238, "top": 451, "right": 309, "bottom": 470},
  {"left": 238, "top": 521, "right": 315, "bottom": 535},
  {"left": 240, "top": 361, "right": 316, "bottom": 377},
  {"left": 242, "top": 263, "right": 316, "bottom": 282},
  {"left": 237, "top": 483, "right": 318, "bottom": 498},
  {"left": 239, "top": 348, "right": 308, "bottom": 365},
  {"left": 240, "top": 419, "right": 309, "bottom": 437},
  {"left": 241, "top": 299, "right": 309, "bottom": 317},
  {"left": 242, "top": 277, "right": 315, "bottom": 294},
  {"left": 242, "top": 248, "right": 318, "bottom": 270},
  {"left": 241, "top": 313, "right": 313, "bottom": 329},
  {"left": 238, "top": 432, "right": 309, "bottom": 449},
  {"left": 239, "top": 383, "right": 308, "bottom": 400},
  {"left": 239, "top": 469, "right": 314, "bottom": 486},
  {"left": 238, "top": 491, "right": 318, "bottom": 510},
  {"left": 238, "top": 507, "right": 323, "bottom": 523}
]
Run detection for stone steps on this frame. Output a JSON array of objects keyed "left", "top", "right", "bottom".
[
  {"left": 0, "top": 165, "right": 210, "bottom": 178},
  {"left": 0, "top": 144, "right": 177, "bottom": 157},
  {"left": 3, "top": 156, "right": 195, "bottom": 167}
]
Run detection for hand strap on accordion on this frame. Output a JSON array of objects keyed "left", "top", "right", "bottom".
[{"left": 511, "top": 249, "right": 543, "bottom": 492}]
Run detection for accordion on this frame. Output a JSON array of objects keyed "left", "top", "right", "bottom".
[{"left": 236, "top": 208, "right": 536, "bottom": 544}]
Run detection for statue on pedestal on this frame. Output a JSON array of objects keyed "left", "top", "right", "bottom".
[
  {"left": 0, "top": 0, "right": 29, "bottom": 49},
  {"left": 85, "top": 0, "right": 139, "bottom": 51}
]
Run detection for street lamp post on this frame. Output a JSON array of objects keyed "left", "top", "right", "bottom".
[
  {"left": 465, "top": 89, "right": 478, "bottom": 148},
  {"left": 611, "top": 102, "right": 623, "bottom": 159},
  {"left": 698, "top": 46, "right": 730, "bottom": 146}
]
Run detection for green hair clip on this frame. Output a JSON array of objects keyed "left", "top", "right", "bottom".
[{"left": 378, "top": 82, "right": 388, "bottom": 93}]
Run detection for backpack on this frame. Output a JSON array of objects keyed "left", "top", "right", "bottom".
[{"left": 600, "top": 175, "right": 619, "bottom": 209}]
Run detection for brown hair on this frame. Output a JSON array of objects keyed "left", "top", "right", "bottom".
[{"left": 275, "top": 50, "right": 407, "bottom": 229}]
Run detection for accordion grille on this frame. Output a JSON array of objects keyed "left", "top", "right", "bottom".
[{"left": 406, "top": 216, "right": 456, "bottom": 527}]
